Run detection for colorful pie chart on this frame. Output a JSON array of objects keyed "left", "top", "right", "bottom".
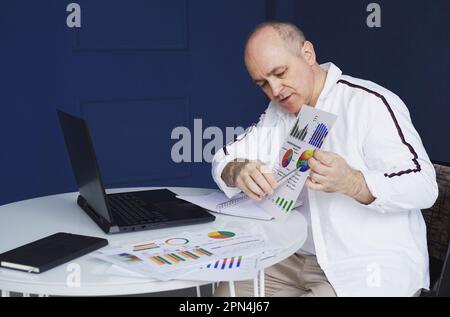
[
  {"left": 208, "top": 231, "right": 236, "bottom": 239},
  {"left": 282, "top": 149, "right": 294, "bottom": 168},
  {"left": 165, "top": 238, "right": 189, "bottom": 246},
  {"left": 296, "top": 150, "right": 314, "bottom": 172}
]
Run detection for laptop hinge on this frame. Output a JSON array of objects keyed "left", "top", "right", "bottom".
[{"left": 77, "top": 195, "right": 116, "bottom": 234}]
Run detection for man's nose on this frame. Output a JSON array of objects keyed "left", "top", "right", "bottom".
[{"left": 270, "top": 81, "right": 282, "bottom": 97}]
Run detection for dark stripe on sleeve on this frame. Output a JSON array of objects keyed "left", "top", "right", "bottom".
[
  {"left": 337, "top": 79, "right": 421, "bottom": 178},
  {"left": 223, "top": 145, "right": 229, "bottom": 156},
  {"left": 220, "top": 111, "right": 267, "bottom": 158}
]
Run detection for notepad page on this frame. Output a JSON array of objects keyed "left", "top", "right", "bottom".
[{"left": 176, "top": 192, "right": 273, "bottom": 221}]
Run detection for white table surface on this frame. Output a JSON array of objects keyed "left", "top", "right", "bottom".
[{"left": 0, "top": 187, "right": 307, "bottom": 296}]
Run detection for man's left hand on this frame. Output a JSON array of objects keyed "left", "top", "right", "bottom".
[{"left": 305, "top": 150, "right": 375, "bottom": 205}]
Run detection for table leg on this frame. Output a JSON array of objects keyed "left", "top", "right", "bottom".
[
  {"left": 23, "top": 293, "right": 30, "bottom": 297},
  {"left": 1, "top": 290, "right": 10, "bottom": 297},
  {"left": 214, "top": 282, "right": 220, "bottom": 295},
  {"left": 229, "top": 281, "right": 236, "bottom": 297},
  {"left": 196, "top": 285, "right": 201, "bottom": 297},
  {"left": 211, "top": 283, "right": 215, "bottom": 295},
  {"left": 253, "top": 277, "right": 259, "bottom": 297},
  {"left": 259, "top": 269, "right": 265, "bottom": 297}
]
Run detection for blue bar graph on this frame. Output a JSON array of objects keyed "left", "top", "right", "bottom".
[
  {"left": 221, "top": 258, "right": 227, "bottom": 270},
  {"left": 309, "top": 123, "right": 328, "bottom": 148},
  {"left": 205, "top": 257, "right": 242, "bottom": 270}
]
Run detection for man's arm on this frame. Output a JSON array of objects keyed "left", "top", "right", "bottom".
[
  {"left": 347, "top": 170, "right": 375, "bottom": 205},
  {"left": 211, "top": 104, "right": 281, "bottom": 199},
  {"left": 306, "top": 93, "right": 437, "bottom": 212},
  {"left": 306, "top": 150, "right": 375, "bottom": 205},
  {"left": 358, "top": 94, "right": 438, "bottom": 212}
]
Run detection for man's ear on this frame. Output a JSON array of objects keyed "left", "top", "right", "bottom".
[{"left": 301, "top": 41, "right": 316, "bottom": 66}]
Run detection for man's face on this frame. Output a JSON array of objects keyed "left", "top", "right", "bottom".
[{"left": 245, "top": 29, "right": 315, "bottom": 113}]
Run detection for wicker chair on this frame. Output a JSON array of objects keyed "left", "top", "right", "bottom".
[{"left": 421, "top": 161, "right": 450, "bottom": 297}]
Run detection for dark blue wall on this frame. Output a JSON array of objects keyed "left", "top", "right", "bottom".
[
  {"left": 1, "top": 1, "right": 449, "bottom": 206},
  {"left": 291, "top": 0, "right": 450, "bottom": 166}
]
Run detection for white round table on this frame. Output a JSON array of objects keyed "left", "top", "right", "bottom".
[{"left": 0, "top": 187, "right": 307, "bottom": 297}]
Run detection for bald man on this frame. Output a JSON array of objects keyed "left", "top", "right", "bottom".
[{"left": 211, "top": 22, "right": 438, "bottom": 297}]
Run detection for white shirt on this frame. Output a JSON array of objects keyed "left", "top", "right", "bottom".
[
  {"left": 295, "top": 188, "right": 316, "bottom": 256},
  {"left": 211, "top": 63, "right": 438, "bottom": 296}
]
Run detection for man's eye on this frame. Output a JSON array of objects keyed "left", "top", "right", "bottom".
[
  {"left": 276, "top": 71, "right": 286, "bottom": 77},
  {"left": 258, "top": 82, "right": 268, "bottom": 88}
]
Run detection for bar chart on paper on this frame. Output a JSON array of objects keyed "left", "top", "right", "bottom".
[
  {"left": 273, "top": 196, "right": 294, "bottom": 212},
  {"left": 148, "top": 248, "right": 214, "bottom": 266},
  {"left": 111, "top": 253, "right": 142, "bottom": 263},
  {"left": 206, "top": 256, "right": 242, "bottom": 270},
  {"left": 182, "top": 254, "right": 260, "bottom": 281},
  {"left": 309, "top": 123, "right": 329, "bottom": 148},
  {"left": 133, "top": 242, "right": 160, "bottom": 252},
  {"left": 290, "top": 119, "right": 309, "bottom": 142}
]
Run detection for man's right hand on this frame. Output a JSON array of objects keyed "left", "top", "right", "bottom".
[{"left": 221, "top": 159, "right": 278, "bottom": 201}]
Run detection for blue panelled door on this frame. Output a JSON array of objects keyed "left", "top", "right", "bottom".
[{"left": 0, "top": 0, "right": 272, "bottom": 205}]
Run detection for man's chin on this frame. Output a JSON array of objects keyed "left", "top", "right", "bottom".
[{"left": 280, "top": 102, "right": 302, "bottom": 114}]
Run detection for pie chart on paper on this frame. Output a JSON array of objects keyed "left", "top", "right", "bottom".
[
  {"left": 281, "top": 149, "right": 294, "bottom": 168},
  {"left": 208, "top": 231, "right": 236, "bottom": 239},
  {"left": 296, "top": 149, "right": 314, "bottom": 172},
  {"left": 165, "top": 238, "right": 189, "bottom": 246}
]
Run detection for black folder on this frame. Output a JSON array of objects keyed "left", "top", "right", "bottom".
[{"left": 0, "top": 232, "right": 108, "bottom": 273}]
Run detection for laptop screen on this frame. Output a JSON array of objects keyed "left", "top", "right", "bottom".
[{"left": 57, "top": 110, "right": 112, "bottom": 223}]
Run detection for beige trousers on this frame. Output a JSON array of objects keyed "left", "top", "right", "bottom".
[{"left": 214, "top": 253, "right": 337, "bottom": 297}]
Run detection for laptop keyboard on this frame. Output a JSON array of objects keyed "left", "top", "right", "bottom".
[{"left": 108, "top": 194, "right": 169, "bottom": 225}]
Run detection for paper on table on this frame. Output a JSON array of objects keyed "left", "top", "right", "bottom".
[
  {"left": 93, "top": 227, "right": 267, "bottom": 281},
  {"left": 177, "top": 191, "right": 274, "bottom": 220},
  {"left": 107, "top": 255, "right": 260, "bottom": 282},
  {"left": 105, "top": 264, "right": 151, "bottom": 279}
]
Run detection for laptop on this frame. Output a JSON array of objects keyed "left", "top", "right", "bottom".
[{"left": 57, "top": 110, "right": 215, "bottom": 234}]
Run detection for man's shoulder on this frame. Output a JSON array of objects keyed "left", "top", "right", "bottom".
[
  {"left": 334, "top": 74, "right": 411, "bottom": 121},
  {"left": 336, "top": 74, "right": 403, "bottom": 105}
]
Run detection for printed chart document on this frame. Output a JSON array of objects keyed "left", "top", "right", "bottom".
[
  {"left": 178, "top": 106, "right": 336, "bottom": 223},
  {"left": 260, "top": 106, "right": 337, "bottom": 221},
  {"left": 92, "top": 227, "right": 267, "bottom": 281}
]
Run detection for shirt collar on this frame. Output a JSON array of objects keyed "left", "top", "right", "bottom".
[
  {"left": 317, "top": 62, "right": 343, "bottom": 102},
  {"left": 272, "top": 62, "right": 343, "bottom": 117}
]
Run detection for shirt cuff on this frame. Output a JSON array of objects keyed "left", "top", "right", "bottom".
[
  {"left": 212, "top": 156, "right": 242, "bottom": 199},
  {"left": 360, "top": 170, "right": 390, "bottom": 213}
]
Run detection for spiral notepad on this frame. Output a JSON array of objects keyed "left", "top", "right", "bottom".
[
  {"left": 216, "top": 193, "right": 250, "bottom": 210},
  {"left": 216, "top": 168, "right": 299, "bottom": 210}
]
